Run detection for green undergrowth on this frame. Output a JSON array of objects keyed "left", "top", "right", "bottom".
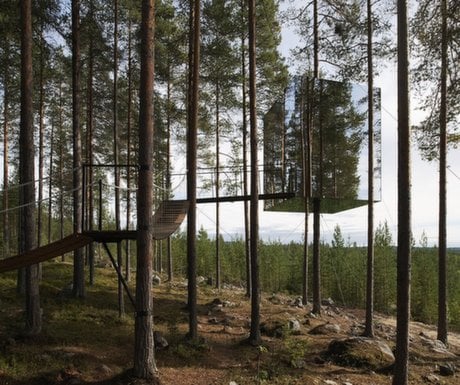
[{"left": 0, "top": 261, "right": 136, "bottom": 381}]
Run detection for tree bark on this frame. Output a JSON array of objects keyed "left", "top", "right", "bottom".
[
  {"left": 20, "top": 0, "right": 41, "bottom": 335},
  {"left": 364, "top": 0, "right": 375, "bottom": 338},
  {"left": 113, "top": 0, "right": 124, "bottom": 317},
  {"left": 248, "top": 0, "right": 261, "bottom": 346},
  {"left": 186, "top": 0, "right": 200, "bottom": 341},
  {"left": 392, "top": 0, "right": 411, "bottom": 383},
  {"left": 72, "top": 0, "right": 85, "bottom": 298},
  {"left": 437, "top": 0, "right": 448, "bottom": 345},
  {"left": 133, "top": 0, "right": 158, "bottom": 379},
  {"left": 240, "top": 0, "right": 251, "bottom": 298},
  {"left": 3, "top": 41, "right": 10, "bottom": 260},
  {"left": 215, "top": 81, "right": 221, "bottom": 290}
]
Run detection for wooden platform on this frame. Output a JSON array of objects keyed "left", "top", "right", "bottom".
[{"left": 0, "top": 199, "right": 189, "bottom": 274}]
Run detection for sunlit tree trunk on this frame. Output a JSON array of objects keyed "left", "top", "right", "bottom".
[
  {"left": 72, "top": 0, "right": 85, "bottom": 298},
  {"left": 20, "top": 0, "right": 41, "bottom": 335},
  {"left": 133, "top": 0, "right": 158, "bottom": 379}
]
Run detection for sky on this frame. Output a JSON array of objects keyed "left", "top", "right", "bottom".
[{"left": 172, "top": 1, "right": 460, "bottom": 247}]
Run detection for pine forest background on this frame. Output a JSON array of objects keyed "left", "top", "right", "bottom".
[{"left": 1, "top": 0, "right": 459, "bottom": 335}]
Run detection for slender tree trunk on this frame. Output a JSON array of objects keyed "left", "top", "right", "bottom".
[
  {"left": 48, "top": 122, "right": 54, "bottom": 244},
  {"left": 392, "top": 0, "right": 411, "bottom": 383},
  {"left": 364, "top": 0, "right": 375, "bottom": 338},
  {"left": 133, "top": 0, "right": 158, "bottom": 379},
  {"left": 72, "top": 0, "right": 85, "bottom": 298},
  {"left": 86, "top": 0, "right": 95, "bottom": 285},
  {"left": 3, "top": 41, "right": 10, "bottom": 260},
  {"left": 437, "top": 0, "right": 448, "bottom": 345},
  {"left": 215, "top": 82, "right": 221, "bottom": 290},
  {"left": 240, "top": 0, "right": 251, "bottom": 297},
  {"left": 125, "top": 14, "right": 133, "bottom": 283},
  {"left": 59, "top": 81, "right": 65, "bottom": 256},
  {"left": 20, "top": 0, "right": 41, "bottom": 335},
  {"left": 38, "top": 24, "right": 45, "bottom": 250},
  {"left": 248, "top": 0, "right": 261, "bottom": 346},
  {"left": 301, "top": 77, "right": 310, "bottom": 306},
  {"left": 113, "top": 0, "right": 124, "bottom": 317},
  {"left": 186, "top": 0, "right": 200, "bottom": 341},
  {"left": 166, "top": 61, "right": 173, "bottom": 282},
  {"left": 311, "top": 0, "right": 321, "bottom": 315}
]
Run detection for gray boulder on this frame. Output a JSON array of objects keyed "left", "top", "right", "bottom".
[{"left": 326, "top": 337, "right": 395, "bottom": 370}]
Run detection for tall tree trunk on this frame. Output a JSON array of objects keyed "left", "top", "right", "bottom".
[
  {"left": 215, "top": 81, "right": 221, "bottom": 290},
  {"left": 364, "top": 0, "right": 375, "bottom": 338},
  {"left": 72, "top": 0, "right": 85, "bottom": 298},
  {"left": 38, "top": 24, "right": 45, "bottom": 250},
  {"left": 86, "top": 0, "right": 95, "bottom": 285},
  {"left": 392, "top": 0, "right": 411, "bottom": 383},
  {"left": 113, "top": 0, "right": 124, "bottom": 317},
  {"left": 186, "top": 0, "right": 200, "bottom": 341},
  {"left": 301, "top": 77, "right": 310, "bottom": 306},
  {"left": 3, "top": 41, "right": 10, "bottom": 260},
  {"left": 248, "top": 0, "right": 261, "bottom": 346},
  {"left": 133, "top": 0, "right": 158, "bottom": 379},
  {"left": 20, "top": 0, "right": 41, "bottom": 336},
  {"left": 166, "top": 60, "right": 173, "bottom": 282},
  {"left": 125, "top": 13, "right": 133, "bottom": 283},
  {"left": 48, "top": 121, "right": 54, "bottom": 244},
  {"left": 437, "top": 0, "right": 448, "bottom": 345},
  {"left": 311, "top": 0, "right": 321, "bottom": 316},
  {"left": 58, "top": 81, "right": 65, "bottom": 257},
  {"left": 240, "top": 0, "right": 250, "bottom": 298}
]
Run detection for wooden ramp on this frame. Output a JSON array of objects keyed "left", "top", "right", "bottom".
[
  {"left": 0, "top": 200, "right": 188, "bottom": 274},
  {"left": 0, "top": 233, "right": 93, "bottom": 274},
  {"left": 152, "top": 200, "right": 189, "bottom": 240}
]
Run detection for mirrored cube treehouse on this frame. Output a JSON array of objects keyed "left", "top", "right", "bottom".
[{"left": 263, "top": 77, "right": 381, "bottom": 214}]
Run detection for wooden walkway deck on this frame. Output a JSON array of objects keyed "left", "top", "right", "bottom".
[
  {"left": 0, "top": 199, "right": 190, "bottom": 274},
  {"left": 0, "top": 233, "right": 93, "bottom": 273}
]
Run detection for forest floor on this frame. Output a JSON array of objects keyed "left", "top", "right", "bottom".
[{"left": 0, "top": 261, "right": 459, "bottom": 385}]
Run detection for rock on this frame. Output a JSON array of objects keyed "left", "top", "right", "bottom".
[
  {"left": 323, "top": 380, "right": 338, "bottom": 385},
  {"left": 326, "top": 337, "right": 395, "bottom": 370},
  {"left": 423, "top": 374, "right": 440, "bottom": 383},
  {"left": 153, "top": 331, "right": 169, "bottom": 350},
  {"left": 420, "top": 337, "right": 447, "bottom": 350},
  {"left": 229, "top": 382, "right": 238, "bottom": 385},
  {"left": 268, "top": 293, "right": 283, "bottom": 305},
  {"left": 197, "top": 276, "right": 206, "bottom": 285},
  {"left": 342, "top": 382, "right": 353, "bottom": 385},
  {"left": 322, "top": 297, "right": 335, "bottom": 306},
  {"left": 260, "top": 320, "right": 285, "bottom": 338},
  {"left": 152, "top": 274, "right": 161, "bottom": 286},
  {"left": 95, "top": 364, "right": 113, "bottom": 376},
  {"left": 309, "top": 323, "right": 341, "bottom": 335},
  {"left": 291, "top": 297, "right": 304, "bottom": 307},
  {"left": 439, "top": 363, "right": 456, "bottom": 376},
  {"left": 288, "top": 319, "right": 301, "bottom": 333}
]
